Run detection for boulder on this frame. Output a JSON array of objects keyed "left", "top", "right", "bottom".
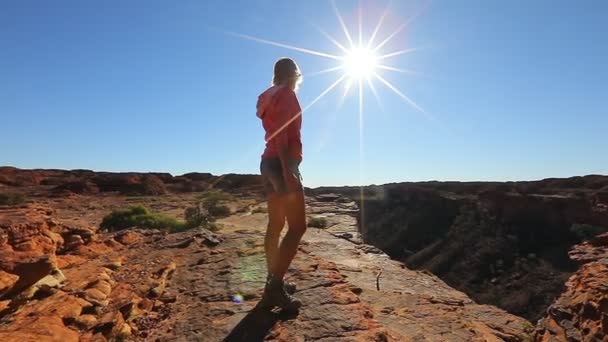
[{"left": 536, "top": 233, "right": 608, "bottom": 341}]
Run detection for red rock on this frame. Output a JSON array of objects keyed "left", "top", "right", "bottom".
[
  {"left": 56, "top": 255, "right": 87, "bottom": 269},
  {"left": 92, "top": 173, "right": 167, "bottom": 195},
  {"left": 114, "top": 231, "right": 144, "bottom": 245},
  {"left": 0, "top": 316, "right": 80, "bottom": 342},
  {"left": 0, "top": 270, "right": 18, "bottom": 296},
  {"left": 53, "top": 181, "right": 100, "bottom": 195},
  {"left": 536, "top": 233, "right": 608, "bottom": 341}
]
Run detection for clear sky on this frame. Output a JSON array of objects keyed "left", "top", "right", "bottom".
[{"left": 1, "top": 1, "right": 607, "bottom": 187}]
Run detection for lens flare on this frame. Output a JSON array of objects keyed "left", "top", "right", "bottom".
[{"left": 232, "top": 293, "right": 244, "bottom": 303}]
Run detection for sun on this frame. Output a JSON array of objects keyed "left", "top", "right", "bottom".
[{"left": 343, "top": 47, "right": 378, "bottom": 79}]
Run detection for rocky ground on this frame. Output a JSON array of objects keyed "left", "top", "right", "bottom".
[
  {"left": 314, "top": 178, "right": 608, "bottom": 323},
  {"left": 0, "top": 167, "right": 606, "bottom": 341},
  {"left": 536, "top": 232, "right": 608, "bottom": 341}
]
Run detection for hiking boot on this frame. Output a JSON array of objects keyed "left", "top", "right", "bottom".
[
  {"left": 266, "top": 275, "right": 297, "bottom": 294},
  {"left": 259, "top": 276, "right": 301, "bottom": 312}
]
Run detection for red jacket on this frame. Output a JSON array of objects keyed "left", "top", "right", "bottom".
[{"left": 256, "top": 85, "right": 302, "bottom": 161}]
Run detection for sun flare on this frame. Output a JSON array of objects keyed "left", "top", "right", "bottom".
[
  {"left": 226, "top": 0, "right": 427, "bottom": 118},
  {"left": 343, "top": 47, "right": 378, "bottom": 79},
  {"left": 225, "top": 0, "right": 431, "bottom": 152},
  {"left": 225, "top": 0, "right": 430, "bottom": 217}
]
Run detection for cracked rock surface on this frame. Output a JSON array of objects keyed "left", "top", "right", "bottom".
[{"left": 536, "top": 233, "right": 608, "bottom": 341}]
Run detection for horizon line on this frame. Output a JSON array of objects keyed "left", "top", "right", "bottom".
[{"left": 1, "top": 165, "right": 606, "bottom": 188}]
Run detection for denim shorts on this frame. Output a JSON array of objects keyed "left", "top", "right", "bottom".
[{"left": 260, "top": 158, "right": 303, "bottom": 195}]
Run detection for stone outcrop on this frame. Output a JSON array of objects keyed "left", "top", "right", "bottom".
[
  {"left": 299, "top": 195, "right": 534, "bottom": 341},
  {"left": 312, "top": 179, "right": 608, "bottom": 322},
  {"left": 91, "top": 173, "right": 168, "bottom": 195},
  {"left": 0, "top": 167, "right": 263, "bottom": 195},
  {"left": 536, "top": 233, "right": 608, "bottom": 341},
  {"left": 0, "top": 201, "right": 221, "bottom": 340},
  {"left": 52, "top": 181, "right": 100, "bottom": 195}
]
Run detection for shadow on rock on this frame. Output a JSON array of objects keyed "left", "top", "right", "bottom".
[{"left": 223, "top": 303, "right": 298, "bottom": 342}]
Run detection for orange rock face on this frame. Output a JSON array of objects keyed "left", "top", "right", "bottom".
[
  {"left": 536, "top": 233, "right": 608, "bottom": 341},
  {"left": 0, "top": 202, "right": 186, "bottom": 341},
  {"left": 0, "top": 270, "right": 18, "bottom": 295}
]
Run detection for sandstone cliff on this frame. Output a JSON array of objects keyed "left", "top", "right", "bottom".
[{"left": 313, "top": 177, "right": 608, "bottom": 324}]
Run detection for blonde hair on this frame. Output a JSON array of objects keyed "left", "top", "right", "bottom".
[{"left": 272, "top": 57, "right": 302, "bottom": 91}]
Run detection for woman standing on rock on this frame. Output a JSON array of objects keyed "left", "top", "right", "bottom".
[{"left": 256, "top": 57, "right": 306, "bottom": 312}]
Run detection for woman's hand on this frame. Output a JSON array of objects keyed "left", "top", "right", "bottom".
[{"left": 282, "top": 159, "right": 302, "bottom": 193}]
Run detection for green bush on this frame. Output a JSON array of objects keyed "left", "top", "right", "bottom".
[
  {"left": 184, "top": 206, "right": 211, "bottom": 228},
  {"left": 197, "top": 190, "right": 233, "bottom": 202},
  {"left": 205, "top": 199, "right": 231, "bottom": 218},
  {"left": 100, "top": 205, "right": 187, "bottom": 232},
  {"left": 308, "top": 217, "right": 328, "bottom": 228},
  {"left": 190, "top": 191, "right": 233, "bottom": 220},
  {"left": 183, "top": 198, "right": 229, "bottom": 232},
  {"left": 196, "top": 194, "right": 230, "bottom": 217}
]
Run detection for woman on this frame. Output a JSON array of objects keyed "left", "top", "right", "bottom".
[{"left": 256, "top": 57, "right": 306, "bottom": 311}]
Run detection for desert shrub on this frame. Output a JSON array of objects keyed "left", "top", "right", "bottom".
[
  {"left": 197, "top": 191, "right": 231, "bottom": 218},
  {"left": 570, "top": 223, "right": 608, "bottom": 241},
  {"left": 0, "top": 192, "right": 26, "bottom": 205},
  {"left": 198, "top": 190, "right": 233, "bottom": 202},
  {"left": 205, "top": 199, "right": 231, "bottom": 218},
  {"left": 100, "top": 205, "right": 186, "bottom": 232},
  {"left": 183, "top": 197, "right": 230, "bottom": 231},
  {"left": 184, "top": 205, "right": 212, "bottom": 228},
  {"left": 190, "top": 191, "right": 232, "bottom": 219},
  {"left": 308, "top": 217, "right": 328, "bottom": 228}
]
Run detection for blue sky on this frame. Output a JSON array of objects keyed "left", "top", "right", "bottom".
[{"left": 1, "top": 0, "right": 607, "bottom": 187}]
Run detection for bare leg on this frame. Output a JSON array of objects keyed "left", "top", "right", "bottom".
[
  {"left": 259, "top": 191, "right": 305, "bottom": 311},
  {"left": 265, "top": 193, "right": 285, "bottom": 276},
  {"left": 274, "top": 190, "right": 307, "bottom": 279}
]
